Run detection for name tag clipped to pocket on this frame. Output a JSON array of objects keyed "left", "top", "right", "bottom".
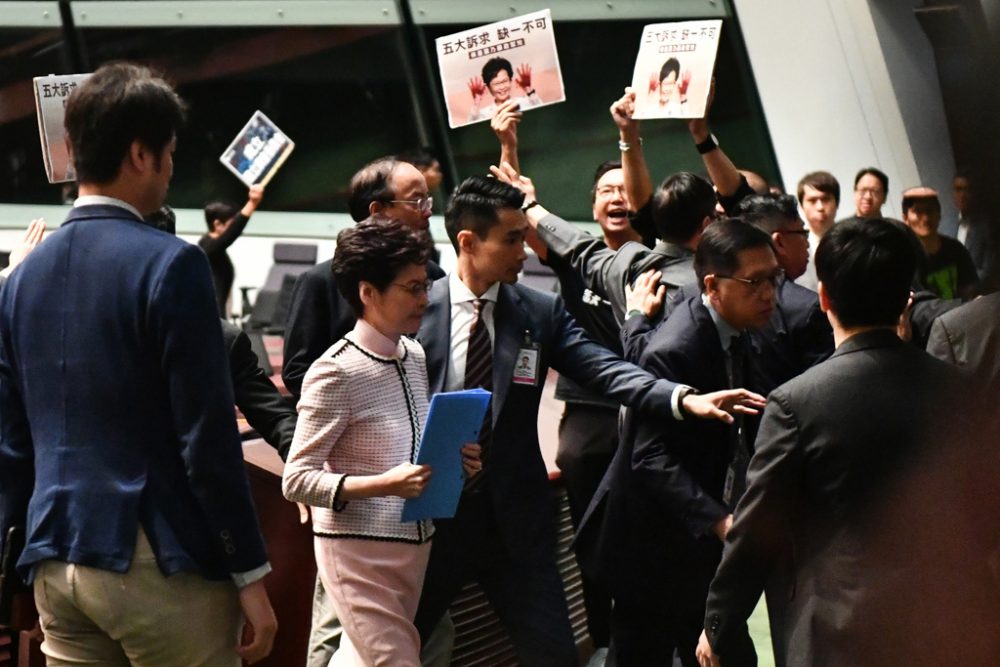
[{"left": 512, "top": 330, "right": 541, "bottom": 386}]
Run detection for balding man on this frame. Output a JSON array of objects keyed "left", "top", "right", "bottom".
[{"left": 282, "top": 157, "right": 445, "bottom": 399}]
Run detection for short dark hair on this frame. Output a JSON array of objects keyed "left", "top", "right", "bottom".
[
  {"left": 203, "top": 201, "right": 237, "bottom": 232},
  {"left": 445, "top": 176, "right": 524, "bottom": 251},
  {"left": 146, "top": 205, "right": 176, "bottom": 234},
  {"left": 694, "top": 218, "right": 775, "bottom": 292},
  {"left": 815, "top": 218, "right": 915, "bottom": 328},
  {"left": 397, "top": 147, "right": 439, "bottom": 171},
  {"left": 332, "top": 217, "right": 430, "bottom": 317},
  {"left": 854, "top": 167, "right": 888, "bottom": 194},
  {"left": 481, "top": 58, "right": 513, "bottom": 86},
  {"left": 348, "top": 157, "right": 399, "bottom": 222},
  {"left": 660, "top": 58, "right": 681, "bottom": 83},
  {"left": 591, "top": 159, "right": 622, "bottom": 202},
  {"left": 796, "top": 171, "right": 840, "bottom": 206},
  {"left": 64, "top": 62, "right": 186, "bottom": 184},
  {"left": 735, "top": 193, "right": 799, "bottom": 234},
  {"left": 651, "top": 172, "right": 716, "bottom": 243}
]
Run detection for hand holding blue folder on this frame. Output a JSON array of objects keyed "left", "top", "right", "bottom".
[{"left": 401, "top": 388, "right": 491, "bottom": 522}]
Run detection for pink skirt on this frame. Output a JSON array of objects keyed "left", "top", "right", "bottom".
[{"left": 314, "top": 537, "right": 431, "bottom": 667}]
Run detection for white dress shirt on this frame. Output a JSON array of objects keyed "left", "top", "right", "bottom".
[{"left": 445, "top": 272, "right": 501, "bottom": 392}]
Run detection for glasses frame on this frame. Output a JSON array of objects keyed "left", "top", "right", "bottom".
[
  {"left": 389, "top": 196, "right": 433, "bottom": 213},
  {"left": 390, "top": 279, "right": 434, "bottom": 296},
  {"left": 710, "top": 269, "right": 786, "bottom": 293}
]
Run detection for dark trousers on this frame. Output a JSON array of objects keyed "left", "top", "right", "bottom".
[
  {"left": 607, "top": 536, "right": 721, "bottom": 667},
  {"left": 556, "top": 402, "right": 618, "bottom": 649},
  {"left": 414, "top": 490, "right": 577, "bottom": 667}
]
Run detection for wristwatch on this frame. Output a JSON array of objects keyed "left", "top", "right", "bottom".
[
  {"left": 695, "top": 133, "right": 719, "bottom": 155},
  {"left": 521, "top": 199, "right": 540, "bottom": 212}
]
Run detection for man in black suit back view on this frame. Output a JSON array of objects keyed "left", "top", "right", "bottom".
[{"left": 697, "top": 219, "right": 998, "bottom": 667}]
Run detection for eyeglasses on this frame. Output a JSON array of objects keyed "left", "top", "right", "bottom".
[
  {"left": 710, "top": 269, "right": 785, "bottom": 293},
  {"left": 596, "top": 185, "right": 627, "bottom": 198},
  {"left": 390, "top": 196, "right": 433, "bottom": 213},
  {"left": 776, "top": 228, "right": 809, "bottom": 237},
  {"left": 391, "top": 279, "right": 434, "bottom": 296},
  {"left": 855, "top": 188, "right": 884, "bottom": 198}
]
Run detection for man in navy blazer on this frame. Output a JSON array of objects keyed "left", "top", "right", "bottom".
[
  {"left": 412, "top": 176, "right": 764, "bottom": 666},
  {"left": 0, "top": 63, "right": 275, "bottom": 665}
]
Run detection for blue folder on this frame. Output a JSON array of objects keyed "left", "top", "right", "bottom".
[{"left": 401, "top": 388, "right": 491, "bottom": 522}]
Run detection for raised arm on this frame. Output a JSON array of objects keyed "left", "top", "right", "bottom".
[
  {"left": 211, "top": 184, "right": 265, "bottom": 251},
  {"left": 611, "top": 88, "right": 654, "bottom": 214},
  {"left": 491, "top": 100, "right": 523, "bottom": 176},
  {"left": 687, "top": 81, "right": 754, "bottom": 215}
]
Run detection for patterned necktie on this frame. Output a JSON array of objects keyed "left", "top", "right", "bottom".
[
  {"left": 464, "top": 299, "right": 493, "bottom": 490},
  {"left": 464, "top": 299, "right": 493, "bottom": 392}
]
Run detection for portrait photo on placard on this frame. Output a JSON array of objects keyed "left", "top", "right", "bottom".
[{"left": 630, "top": 19, "right": 723, "bottom": 120}]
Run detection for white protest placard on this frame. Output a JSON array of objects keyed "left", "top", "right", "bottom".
[
  {"left": 219, "top": 111, "right": 295, "bottom": 187},
  {"left": 435, "top": 9, "right": 565, "bottom": 129},
  {"left": 630, "top": 20, "right": 723, "bottom": 120},
  {"left": 33, "top": 73, "right": 91, "bottom": 183}
]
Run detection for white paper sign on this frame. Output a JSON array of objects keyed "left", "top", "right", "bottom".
[
  {"left": 435, "top": 9, "right": 566, "bottom": 129},
  {"left": 630, "top": 20, "right": 723, "bottom": 120},
  {"left": 33, "top": 73, "right": 91, "bottom": 183}
]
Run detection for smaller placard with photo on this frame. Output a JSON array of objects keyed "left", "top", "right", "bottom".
[
  {"left": 219, "top": 111, "right": 295, "bottom": 186},
  {"left": 630, "top": 20, "right": 723, "bottom": 120},
  {"left": 34, "top": 73, "right": 91, "bottom": 183}
]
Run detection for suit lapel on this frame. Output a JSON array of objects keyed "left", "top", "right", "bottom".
[
  {"left": 418, "top": 278, "right": 452, "bottom": 395},
  {"left": 691, "top": 299, "right": 729, "bottom": 388},
  {"left": 491, "top": 284, "right": 528, "bottom": 424}
]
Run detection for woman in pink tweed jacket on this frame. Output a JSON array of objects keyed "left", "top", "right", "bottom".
[{"left": 283, "top": 218, "right": 478, "bottom": 666}]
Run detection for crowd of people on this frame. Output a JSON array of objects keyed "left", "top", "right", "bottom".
[{"left": 0, "top": 60, "right": 997, "bottom": 667}]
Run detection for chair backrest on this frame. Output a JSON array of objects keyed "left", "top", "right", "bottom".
[{"left": 260, "top": 243, "right": 317, "bottom": 292}]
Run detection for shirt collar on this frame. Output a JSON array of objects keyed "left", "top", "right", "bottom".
[
  {"left": 74, "top": 195, "right": 144, "bottom": 222},
  {"left": 701, "top": 293, "right": 743, "bottom": 351},
  {"left": 449, "top": 272, "right": 500, "bottom": 306},
  {"left": 351, "top": 318, "right": 404, "bottom": 359}
]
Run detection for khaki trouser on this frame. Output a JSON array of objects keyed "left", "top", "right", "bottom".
[{"left": 33, "top": 529, "right": 242, "bottom": 667}]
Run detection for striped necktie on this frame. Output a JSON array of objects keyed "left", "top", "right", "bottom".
[
  {"left": 464, "top": 298, "right": 493, "bottom": 490},
  {"left": 464, "top": 299, "right": 493, "bottom": 392}
]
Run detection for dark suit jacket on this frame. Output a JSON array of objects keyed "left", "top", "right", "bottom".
[
  {"left": 0, "top": 205, "right": 266, "bottom": 582},
  {"left": 417, "top": 278, "right": 678, "bottom": 557},
  {"left": 621, "top": 280, "right": 833, "bottom": 393},
  {"left": 222, "top": 321, "right": 297, "bottom": 460},
  {"left": 282, "top": 258, "right": 444, "bottom": 400},
  {"left": 581, "top": 296, "right": 761, "bottom": 590},
  {"left": 926, "top": 291, "right": 1000, "bottom": 390},
  {"left": 704, "top": 331, "right": 980, "bottom": 667}
]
